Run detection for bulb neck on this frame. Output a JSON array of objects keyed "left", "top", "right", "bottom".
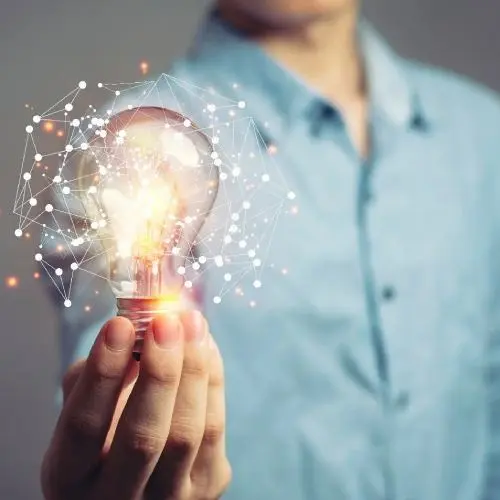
[{"left": 116, "top": 296, "right": 180, "bottom": 356}]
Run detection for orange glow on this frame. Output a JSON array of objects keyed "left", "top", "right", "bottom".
[
  {"left": 24, "top": 232, "right": 31, "bottom": 239},
  {"left": 43, "top": 121, "right": 55, "bottom": 133},
  {"left": 140, "top": 61, "right": 149, "bottom": 75},
  {"left": 5, "top": 276, "right": 19, "bottom": 288},
  {"left": 57, "top": 245, "right": 64, "bottom": 252},
  {"left": 56, "top": 130, "right": 64, "bottom": 137},
  {"left": 33, "top": 272, "right": 40, "bottom": 279},
  {"left": 291, "top": 206, "right": 299, "bottom": 215},
  {"left": 84, "top": 305, "right": 91, "bottom": 312},
  {"left": 268, "top": 144, "right": 278, "bottom": 155}
]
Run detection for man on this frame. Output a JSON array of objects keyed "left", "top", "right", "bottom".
[{"left": 41, "top": 0, "right": 500, "bottom": 499}]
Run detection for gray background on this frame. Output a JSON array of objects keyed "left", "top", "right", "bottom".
[{"left": 0, "top": 1, "right": 499, "bottom": 498}]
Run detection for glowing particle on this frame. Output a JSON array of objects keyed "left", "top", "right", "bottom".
[
  {"left": 140, "top": 61, "right": 149, "bottom": 75},
  {"left": 33, "top": 115, "right": 41, "bottom": 123},
  {"left": 88, "top": 186, "right": 97, "bottom": 194},
  {"left": 198, "top": 256, "right": 207, "bottom": 264},
  {"left": 43, "top": 121, "right": 54, "bottom": 133},
  {"left": 98, "top": 82, "right": 103, "bottom": 88},
  {"left": 53, "top": 175, "right": 62, "bottom": 183},
  {"left": 35, "top": 253, "right": 42, "bottom": 261},
  {"left": 212, "top": 136, "right": 219, "bottom": 145},
  {"left": 214, "top": 159, "right": 222, "bottom": 167},
  {"left": 23, "top": 172, "right": 31, "bottom": 181},
  {"left": 231, "top": 213, "right": 240, "bottom": 222},
  {"left": 262, "top": 174, "right": 270, "bottom": 182},
  {"left": 65, "top": 144, "right": 73, "bottom": 152},
  {"left": 90, "top": 221, "right": 98, "bottom": 229},
  {"left": 62, "top": 186, "right": 70, "bottom": 195},
  {"left": 65, "top": 103, "right": 73, "bottom": 112},
  {"left": 115, "top": 90, "right": 121, "bottom": 96},
  {"left": 5, "top": 276, "right": 19, "bottom": 288},
  {"left": 287, "top": 191, "right": 296, "bottom": 200},
  {"left": 177, "top": 266, "right": 186, "bottom": 275},
  {"left": 80, "top": 142, "right": 88, "bottom": 150},
  {"left": 239, "top": 240, "right": 247, "bottom": 249},
  {"left": 220, "top": 172, "right": 228, "bottom": 181},
  {"left": 248, "top": 249, "right": 256, "bottom": 258},
  {"left": 45, "top": 204, "right": 53, "bottom": 212},
  {"left": 207, "top": 104, "right": 216, "bottom": 113},
  {"left": 213, "top": 296, "right": 221, "bottom": 304},
  {"left": 34, "top": 154, "right": 42, "bottom": 162},
  {"left": 57, "top": 130, "right": 64, "bottom": 137},
  {"left": 70, "top": 263, "right": 78, "bottom": 270},
  {"left": 250, "top": 300, "right": 256, "bottom": 307},
  {"left": 253, "top": 280, "right": 262, "bottom": 289},
  {"left": 29, "top": 198, "right": 37, "bottom": 206},
  {"left": 253, "top": 258, "right": 262, "bottom": 267},
  {"left": 192, "top": 262, "right": 200, "bottom": 271},
  {"left": 232, "top": 167, "right": 241, "bottom": 177},
  {"left": 25, "top": 125, "right": 33, "bottom": 133},
  {"left": 224, "top": 273, "right": 232, "bottom": 282},
  {"left": 14, "top": 229, "right": 22, "bottom": 237},
  {"left": 214, "top": 255, "right": 224, "bottom": 267},
  {"left": 183, "top": 119, "right": 191, "bottom": 127},
  {"left": 71, "top": 119, "right": 80, "bottom": 127},
  {"left": 184, "top": 280, "right": 193, "bottom": 289},
  {"left": 224, "top": 235, "right": 232, "bottom": 244},
  {"left": 55, "top": 268, "right": 63, "bottom": 276},
  {"left": 64, "top": 299, "right": 72, "bottom": 308},
  {"left": 238, "top": 101, "right": 246, "bottom": 109},
  {"left": 242, "top": 201, "right": 251, "bottom": 210},
  {"left": 78, "top": 81, "right": 87, "bottom": 89},
  {"left": 268, "top": 145, "right": 277, "bottom": 155},
  {"left": 84, "top": 305, "right": 91, "bottom": 312},
  {"left": 33, "top": 272, "right": 40, "bottom": 279}
]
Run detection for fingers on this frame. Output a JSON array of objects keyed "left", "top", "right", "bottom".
[
  {"left": 46, "top": 317, "right": 135, "bottom": 490},
  {"left": 93, "top": 314, "right": 185, "bottom": 500},
  {"left": 146, "top": 311, "right": 211, "bottom": 500},
  {"left": 62, "top": 359, "right": 85, "bottom": 403},
  {"left": 191, "top": 336, "right": 232, "bottom": 499}
]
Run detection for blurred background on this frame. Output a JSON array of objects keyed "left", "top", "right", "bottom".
[{"left": 0, "top": 0, "right": 499, "bottom": 498}]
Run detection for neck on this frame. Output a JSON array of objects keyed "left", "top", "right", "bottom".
[{"left": 217, "top": 3, "right": 364, "bottom": 104}]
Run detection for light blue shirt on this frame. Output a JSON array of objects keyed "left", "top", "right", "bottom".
[{"left": 47, "top": 12, "right": 500, "bottom": 500}]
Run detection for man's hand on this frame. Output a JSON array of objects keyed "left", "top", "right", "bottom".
[{"left": 41, "top": 311, "right": 231, "bottom": 500}]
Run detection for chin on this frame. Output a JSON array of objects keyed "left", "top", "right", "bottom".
[{"left": 231, "top": 0, "right": 353, "bottom": 27}]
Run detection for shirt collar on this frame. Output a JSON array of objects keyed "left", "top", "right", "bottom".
[{"left": 187, "top": 11, "right": 427, "bottom": 139}]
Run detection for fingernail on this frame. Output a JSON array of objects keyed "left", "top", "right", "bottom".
[
  {"left": 185, "top": 310, "right": 207, "bottom": 344},
  {"left": 105, "top": 318, "right": 132, "bottom": 351},
  {"left": 153, "top": 315, "right": 181, "bottom": 349}
]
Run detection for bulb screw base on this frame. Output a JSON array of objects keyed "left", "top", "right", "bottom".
[{"left": 116, "top": 297, "right": 179, "bottom": 358}]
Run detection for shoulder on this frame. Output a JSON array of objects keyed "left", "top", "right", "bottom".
[{"left": 403, "top": 59, "right": 500, "bottom": 128}]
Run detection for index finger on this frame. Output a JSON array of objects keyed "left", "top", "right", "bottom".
[{"left": 47, "top": 317, "right": 135, "bottom": 489}]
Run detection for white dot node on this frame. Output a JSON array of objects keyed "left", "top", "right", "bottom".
[
  {"left": 215, "top": 255, "right": 224, "bottom": 267},
  {"left": 239, "top": 240, "right": 247, "bottom": 249},
  {"left": 29, "top": 198, "right": 37, "bottom": 206},
  {"left": 224, "top": 273, "right": 232, "bottom": 282},
  {"left": 64, "top": 299, "right": 72, "bottom": 308},
  {"left": 65, "top": 103, "right": 73, "bottom": 112},
  {"left": 207, "top": 104, "right": 216, "bottom": 113},
  {"left": 192, "top": 262, "right": 200, "bottom": 271},
  {"left": 53, "top": 175, "right": 62, "bottom": 183},
  {"left": 184, "top": 280, "right": 193, "bottom": 289},
  {"left": 80, "top": 142, "right": 88, "bottom": 150},
  {"left": 34, "top": 154, "right": 42, "bottom": 162},
  {"left": 115, "top": 91, "right": 121, "bottom": 96},
  {"left": 33, "top": 115, "right": 41, "bottom": 123},
  {"left": 253, "top": 280, "right": 262, "bottom": 289},
  {"left": 45, "top": 204, "right": 54, "bottom": 212},
  {"left": 88, "top": 186, "right": 97, "bottom": 194},
  {"left": 287, "top": 191, "right": 296, "bottom": 200},
  {"left": 23, "top": 172, "right": 32, "bottom": 181},
  {"left": 220, "top": 172, "right": 228, "bottom": 181},
  {"left": 242, "top": 201, "right": 251, "bottom": 210},
  {"left": 71, "top": 119, "right": 80, "bottom": 127},
  {"left": 62, "top": 186, "right": 71, "bottom": 195},
  {"left": 55, "top": 268, "right": 63, "bottom": 276},
  {"left": 238, "top": 101, "right": 246, "bottom": 109},
  {"left": 211, "top": 152, "right": 219, "bottom": 159},
  {"left": 25, "top": 125, "right": 33, "bottom": 133},
  {"left": 183, "top": 119, "right": 191, "bottom": 127},
  {"left": 14, "top": 229, "right": 22, "bottom": 237},
  {"left": 70, "top": 263, "right": 79, "bottom": 270},
  {"left": 232, "top": 167, "right": 241, "bottom": 177},
  {"left": 65, "top": 144, "right": 74, "bottom": 153},
  {"left": 98, "top": 82, "right": 103, "bottom": 88},
  {"left": 231, "top": 213, "right": 240, "bottom": 221},
  {"left": 198, "top": 256, "right": 207, "bottom": 264},
  {"left": 78, "top": 81, "right": 87, "bottom": 89},
  {"left": 248, "top": 249, "right": 256, "bottom": 258},
  {"left": 224, "top": 235, "right": 232, "bottom": 244},
  {"left": 212, "top": 137, "right": 219, "bottom": 145},
  {"left": 262, "top": 174, "right": 270, "bottom": 182},
  {"left": 213, "top": 296, "right": 221, "bottom": 304},
  {"left": 214, "top": 159, "right": 222, "bottom": 167},
  {"left": 35, "top": 253, "right": 42, "bottom": 262},
  {"left": 253, "top": 258, "right": 262, "bottom": 267},
  {"left": 177, "top": 266, "right": 186, "bottom": 275},
  {"left": 91, "top": 221, "right": 98, "bottom": 229}
]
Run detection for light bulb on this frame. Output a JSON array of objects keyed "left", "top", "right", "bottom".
[{"left": 75, "top": 107, "right": 219, "bottom": 355}]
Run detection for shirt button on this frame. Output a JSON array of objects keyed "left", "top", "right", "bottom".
[
  {"left": 381, "top": 285, "right": 396, "bottom": 301},
  {"left": 394, "top": 391, "right": 410, "bottom": 411}
]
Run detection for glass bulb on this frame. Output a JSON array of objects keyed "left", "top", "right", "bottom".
[{"left": 75, "top": 106, "right": 219, "bottom": 354}]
